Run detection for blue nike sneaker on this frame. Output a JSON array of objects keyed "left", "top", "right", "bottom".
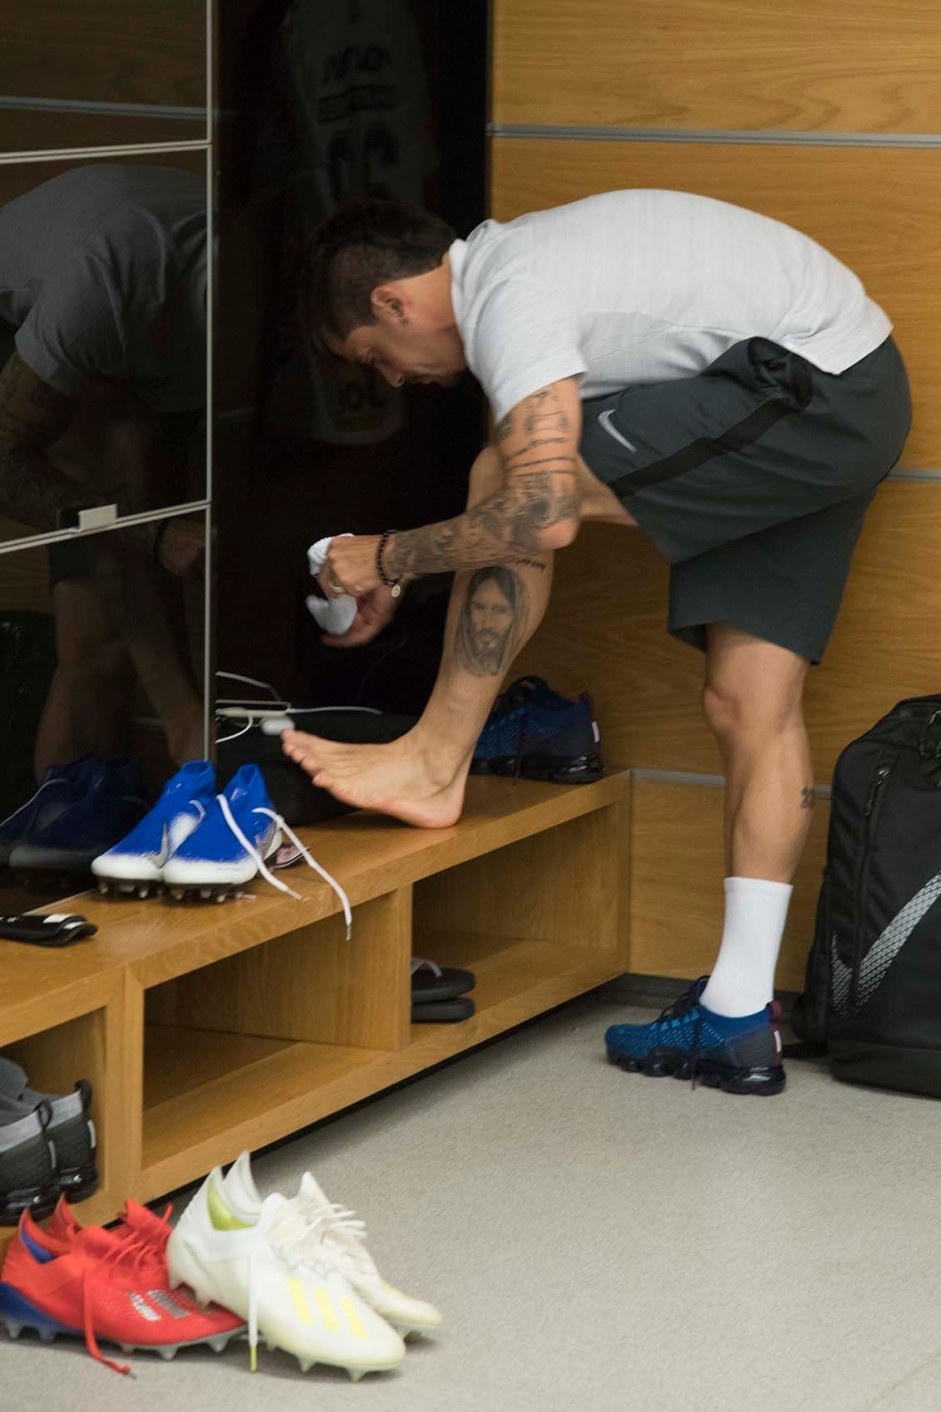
[
  {"left": 9, "top": 757, "right": 149, "bottom": 879},
  {"left": 605, "top": 979, "right": 786, "bottom": 1096},
  {"left": 161, "top": 763, "right": 285, "bottom": 901},
  {"left": 471, "top": 676, "right": 604, "bottom": 784},
  {"left": 91, "top": 760, "right": 216, "bottom": 897}
]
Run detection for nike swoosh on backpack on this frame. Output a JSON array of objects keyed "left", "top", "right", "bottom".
[
  {"left": 597, "top": 409, "right": 638, "bottom": 453},
  {"left": 830, "top": 866, "right": 941, "bottom": 1013}
]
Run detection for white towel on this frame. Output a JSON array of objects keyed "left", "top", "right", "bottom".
[{"left": 306, "top": 534, "right": 357, "bottom": 635}]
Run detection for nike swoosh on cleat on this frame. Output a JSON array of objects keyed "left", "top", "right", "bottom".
[
  {"left": 154, "top": 803, "right": 207, "bottom": 866},
  {"left": 831, "top": 866, "right": 941, "bottom": 1013},
  {"left": 598, "top": 408, "right": 637, "bottom": 453}
]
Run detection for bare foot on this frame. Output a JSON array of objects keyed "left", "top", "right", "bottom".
[{"left": 281, "top": 730, "right": 467, "bottom": 828}]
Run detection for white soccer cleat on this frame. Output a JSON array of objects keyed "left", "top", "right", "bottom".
[
  {"left": 167, "top": 1167, "right": 405, "bottom": 1377},
  {"left": 223, "top": 1151, "right": 443, "bottom": 1336}
]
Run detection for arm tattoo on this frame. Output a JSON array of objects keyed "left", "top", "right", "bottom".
[
  {"left": 454, "top": 566, "right": 529, "bottom": 678},
  {"left": 389, "top": 471, "right": 575, "bottom": 576},
  {"left": 0, "top": 445, "right": 95, "bottom": 531},
  {"left": 801, "top": 787, "right": 816, "bottom": 810},
  {"left": 390, "top": 384, "right": 580, "bottom": 577}
]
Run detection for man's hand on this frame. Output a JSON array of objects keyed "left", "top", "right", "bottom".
[
  {"left": 321, "top": 584, "right": 399, "bottom": 648},
  {"left": 156, "top": 519, "right": 205, "bottom": 576},
  {"left": 318, "top": 533, "right": 383, "bottom": 598}
]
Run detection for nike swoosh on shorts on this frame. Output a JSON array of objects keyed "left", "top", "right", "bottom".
[{"left": 597, "top": 408, "right": 638, "bottom": 454}]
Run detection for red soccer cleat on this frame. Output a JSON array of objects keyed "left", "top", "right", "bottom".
[
  {"left": 47, "top": 1194, "right": 172, "bottom": 1256},
  {"left": 0, "top": 1208, "right": 245, "bottom": 1373}
]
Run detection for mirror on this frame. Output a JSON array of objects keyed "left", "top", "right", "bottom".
[
  {"left": 0, "top": 153, "right": 209, "bottom": 545},
  {"left": 0, "top": 0, "right": 207, "bottom": 154},
  {"left": 0, "top": 507, "right": 208, "bottom": 913}
]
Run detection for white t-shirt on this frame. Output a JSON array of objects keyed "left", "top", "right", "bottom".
[
  {"left": 0, "top": 164, "right": 207, "bottom": 413},
  {"left": 449, "top": 190, "right": 892, "bottom": 423}
]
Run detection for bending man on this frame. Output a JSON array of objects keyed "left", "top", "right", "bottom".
[{"left": 282, "top": 191, "right": 910, "bottom": 1093}]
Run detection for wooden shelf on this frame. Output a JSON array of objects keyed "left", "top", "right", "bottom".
[
  {"left": 141, "top": 942, "right": 622, "bottom": 1196},
  {"left": 0, "top": 772, "right": 631, "bottom": 1218}
]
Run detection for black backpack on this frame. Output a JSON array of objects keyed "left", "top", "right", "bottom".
[{"left": 792, "top": 694, "right": 941, "bottom": 1096}]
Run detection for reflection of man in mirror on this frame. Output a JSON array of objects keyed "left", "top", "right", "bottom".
[
  {"left": 0, "top": 164, "right": 208, "bottom": 768},
  {"left": 457, "top": 567, "right": 525, "bottom": 678}
]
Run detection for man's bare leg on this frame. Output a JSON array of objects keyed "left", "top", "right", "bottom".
[
  {"left": 282, "top": 447, "right": 557, "bottom": 827},
  {"left": 34, "top": 579, "right": 133, "bottom": 774},
  {"left": 698, "top": 624, "right": 813, "bottom": 1015},
  {"left": 702, "top": 625, "right": 813, "bottom": 881},
  {"left": 47, "top": 395, "right": 205, "bottom": 766}
]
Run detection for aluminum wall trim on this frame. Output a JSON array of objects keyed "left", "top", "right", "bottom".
[
  {"left": 0, "top": 500, "right": 212, "bottom": 558},
  {"left": 489, "top": 122, "right": 941, "bottom": 149},
  {"left": 0, "top": 140, "right": 210, "bottom": 166},
  {"left": 0, "top": 96, "right": 205, "bottom": 121},
  {"left": 630, "top": 768, "right": 831, "bottom": 798}
]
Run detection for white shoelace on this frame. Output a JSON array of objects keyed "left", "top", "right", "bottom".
[
  {"left": 216, "top": 796, "right": 352, "bottom": 939},
  {"left": 304, "top": 1204, "right": 376, "bottom": 1281}
]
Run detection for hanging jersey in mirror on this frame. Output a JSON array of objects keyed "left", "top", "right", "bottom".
[{"left": 260, "top": 0, "right": 437, "bottom": 445}]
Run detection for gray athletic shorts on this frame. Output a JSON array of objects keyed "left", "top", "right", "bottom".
[{"left": 578, "top": 336, "right": 911, "bottom": 663}]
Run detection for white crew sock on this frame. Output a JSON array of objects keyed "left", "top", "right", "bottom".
[{"left": 699, "top": 877, "right": 793, "bottom": 1018}]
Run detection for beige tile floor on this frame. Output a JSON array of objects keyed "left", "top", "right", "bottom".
[{"left": 2, "top": 979, "right": 938, "bottom": 1412}]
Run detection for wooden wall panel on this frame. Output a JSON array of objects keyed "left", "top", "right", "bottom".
[
  {"left": 0, "top": 549, "right": 53, "bottom": 616},
  {"left": 491, "top": 138, "right": 941, "bottom": 467},
  {"left": 493, "top": 0, "right": 941, "bottom": 133},
  {"left": 5, "top": 1, "right": 205, "bottom": 110},
  {"left": 513, "top": 481, "right": 941, "bottom": 781},
  {"left": 628, "top": 779, "right": 828, "bottom": 991}
]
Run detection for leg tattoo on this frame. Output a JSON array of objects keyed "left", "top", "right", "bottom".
[{"left": 454, "top": 566, "right": 530, "bottom": 678}]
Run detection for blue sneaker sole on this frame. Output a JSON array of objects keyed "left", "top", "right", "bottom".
[{"left": 607, "top": 1048, "right": 786, "bottom": 1095}]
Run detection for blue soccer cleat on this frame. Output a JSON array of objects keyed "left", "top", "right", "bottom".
[
  {"left": 161, "top": 764, "right": 353, "bottom": 921},
  {"left": 91, "top": 759, "right": 217, "bottom": 897},
  {"left": 605, "top": 979, "right": 786, "bottom": 1096},
  {"left": 161, "top": 764, "right": 282, "bottom": 901},
  {"left": 471, "top": 676, "right": 604, "bottom": 784}
]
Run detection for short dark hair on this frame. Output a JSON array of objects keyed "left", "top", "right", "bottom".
[{"left": 299, "top": 197, "right": 456, "bottom": 351}]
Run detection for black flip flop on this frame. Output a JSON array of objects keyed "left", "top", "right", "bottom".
[
  {"left": 411, "top": 959, "right": 476, "bottom": 1005},
  {"left": 411, "top": 995, "right": 476, "bottom": 1024}
]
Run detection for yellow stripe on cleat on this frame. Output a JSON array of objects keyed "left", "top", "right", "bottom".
[
  {"left": 340, "top": 1297, "right": 367, "bottom": 1341},
  {"left": 314, "top": 1287, "right": 340, "bottom": 1332},
  {"left": 288, "top": 1276, "right": 314, "bottom": 1324}
]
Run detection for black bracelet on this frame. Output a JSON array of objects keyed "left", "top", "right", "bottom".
[{"left": 376, "top": 529, "right": 403, "bottom": 597}]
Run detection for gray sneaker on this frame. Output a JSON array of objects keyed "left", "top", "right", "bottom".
[
  {"left": 0, "top": 1100, "right": 57, "bottom": 1224},
  {"left": 0, "top": 1058, "right": 98, "bottom": 1217}
]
